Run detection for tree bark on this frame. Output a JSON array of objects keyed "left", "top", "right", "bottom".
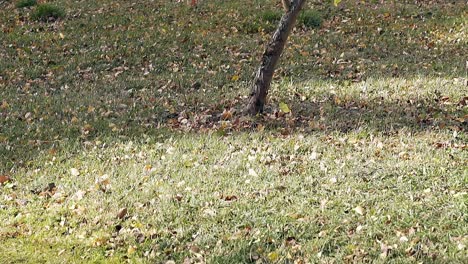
[{"left": 245, "top": 0, "right": 306, "bottom": 115}]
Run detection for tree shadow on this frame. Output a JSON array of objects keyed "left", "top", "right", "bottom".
[
  {"left": 163, "top": 83, "right": 466, "bottom": 136},
  {"left": 1, "top": 77, "right": 466, "bottom": 171},
  {"left": 1, "top": 0, "right": 467, "bottom": 172},
  {"left": 259, "top": 92, "right": 467, "bottom": 134}
]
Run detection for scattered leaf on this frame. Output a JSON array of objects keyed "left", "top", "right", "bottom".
[
  {"left": 174, "top": 193, "right": 183, "bottom": 202},
  {"left": 267, "top": 251, "right": 279, "bottom": 262},
  {"left": 223, "top": 195, "right": 238, "bottom": 201},
  {"left": 117, "top": 207, "right": 127, "bottom": 219},
  {"left": 354, "top": 206, "right": 365, "bottom": 215},
  {"left": 380, "top": 243, "right": 391, "bottom": 258},
  {"left": 72, "top": 190, "right": 86, "bottom": 201},
  {"left": 1, "top": 101, "right": 9, "bottom": 109},
  {"left": 279, "top": 102, "right": 290, "bottom": 113},
  {"left": 127, "top": 245, "right": 137, "bottom": 254},
  {"left": 248, "top": 168, "right": 258, "bottom": 177},
  {"left": 189, "top": 245, "right": 200, "bottom": 253},
  {"left": 309, "top": 151, "right": 318, "bottom": 160},
  {"left": 70, "top": 168, "right": 80, "bottom": 176},
  {"left": 203, "top": 208, "right": 216, "bottom": 217},
  {"left": 0, "top": 175, "right": 11, "bottom": 184},
  {"left": 221, "top": 109, "right": 232, "bottom": 120}
]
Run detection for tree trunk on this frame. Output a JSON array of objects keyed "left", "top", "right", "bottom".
[{"left": 245, "top": 0, "right": 306, "bottom": 115}]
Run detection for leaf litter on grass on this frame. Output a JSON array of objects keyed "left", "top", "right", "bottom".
[{"left": 0, "top": 0, "right": 467, "bottom": 263}]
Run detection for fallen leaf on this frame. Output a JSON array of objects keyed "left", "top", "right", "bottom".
[
  {"left": 46, "top": 182, "right": 56, "bottom": 192},
  {"left": 309, "top": 151, "right": 318, "bottom": 160},
  {"left": 279, "top": 102, "right": 290, "bottom": 113},
  {"left": 248, "top": 168, "right": 258, "bottom": 177},
  {"left": 189, "top": 245, "right": 200, "bottom": 253},
  {"left": 72, "top": 190, "right": 86, "bottom": 201},
  {"left": 256, "top": 124, "right": 264, "bottom": 132},
  {"left": 70, "top": 168, "right": 80, "bottom": 176},
  {"left": 223, "top": 195, "right": 238, "bottom": 201},
  {"left": 174, "top": 193, "right": 183, "bottom": 202},
  {"left": 1, "top": 101, "right": 9, "bottom": 109},
  {"left": 354, "top": 206, "right": 365, "bottom": 215},
  {"left": 380, "top": 243, "right": 391, "bottom": 258},
  {"left": 203, "top": 208, "right": 216, "bottom": 217},
  {"left": 117, "top": 207, "right": 127, "bottom": 219},
  {"left": 0, "top": 175, "right": 11, "bottom": 184},
  {"left": 457, "top": 243, "right": 465, "bottom": 250},
  {"left": 286, "top": 236, "right": 297, "bottom": 246},
  {"left": 267, "top": 251, "right": 279, "bottom": 262},
  {"left": 398, "top": 151, "right": 409, "bottom": 159},
  {"left": 221, "top": 109, "right": 232, "bottom": 120},
  {"left": 127, "top": 245, "right": 137, "bottom": 254}
]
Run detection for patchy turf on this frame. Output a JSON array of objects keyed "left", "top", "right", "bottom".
[{"left": 0, "top": 0, "right": 467, "bottom": 263}]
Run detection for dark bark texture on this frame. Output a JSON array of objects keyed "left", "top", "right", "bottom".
[{"left": 245, "top": 0, "right": 306, "bottom": 115}]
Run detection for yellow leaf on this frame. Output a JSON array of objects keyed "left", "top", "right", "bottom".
[
  {"left": 334, "top": 0, "right": 342, "bottom": 6},
  {"left": 132, "top": 221, "right": 143, "bottom": 229},
  {"left": 231, "top": 75, "right": 239, "bottom": 81},
  {"left": 267, "top": 251, "right": 279, "bottom": 262},
  {"left": 279, "top": 102, "right": 290, "bottom": 113},
  {"left": 83, "top": 124, "right": 93, "bottom": 132},
  {"left": 127, "top": 245, "right": 137, "bottom": 254}
]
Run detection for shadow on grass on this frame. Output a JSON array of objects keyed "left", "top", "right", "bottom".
[
  {"left": 1, "top": 84, "right": 465, "bottom": 171},
  {"left": 262, "top": 93, "right": 467, "bottom": 134},
  {"left": 0, "top": 1, "right": 466, "bottom": 172}
]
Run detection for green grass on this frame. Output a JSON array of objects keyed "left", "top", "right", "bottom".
[
  {"left": 32, "top": 4, "right": 65, "bottom": 21},
  {"left": 0, "top": 0, "right": 467, "bottom": 263},
  {"left": 262, "top": 10, "right": 282, "bottom": 24},
  {"left": 299, "top": 10, "right": 322, "bottom": 28},
  {"left": 16, "top": 0, "right": 37, "bottom": 8}
]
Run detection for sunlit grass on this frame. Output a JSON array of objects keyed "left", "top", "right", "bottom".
[{"left": 0, "top": 0, "right": 466, "bottom": 263}]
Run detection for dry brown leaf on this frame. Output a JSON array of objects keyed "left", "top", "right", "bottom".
[
  {"left": 223, "top": 195, "right": 238, "bottom": 202},
  {"left": 117, "top": 207, "right": 127, "bottom": 219},
  {"left": 0, "top": 175, "right": 11, "bottom": 184}
]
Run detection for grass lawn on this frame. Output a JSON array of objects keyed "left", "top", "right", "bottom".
[{"left": 1, "top": 0, "right": 467, "bottom": 263}]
